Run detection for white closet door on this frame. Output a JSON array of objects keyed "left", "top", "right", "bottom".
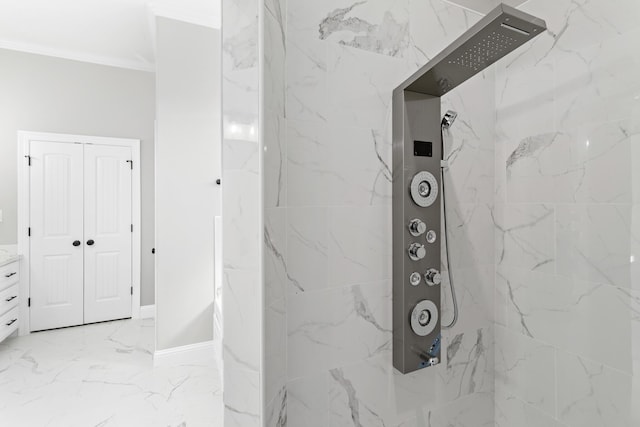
[
  {"left": 83, "top": 144, "right": 132, "bottom": 323},
  {"left": 29, "top": 141, "right": 84, "bottom": 331}
]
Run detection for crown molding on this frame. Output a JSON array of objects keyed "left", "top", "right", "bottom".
[{"left": 0, "top": 39, "right": 155, "bottom": 72}]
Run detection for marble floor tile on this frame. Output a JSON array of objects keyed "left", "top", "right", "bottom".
[{"left": 0, "top": 319, "right": 222, "bottom": 427}]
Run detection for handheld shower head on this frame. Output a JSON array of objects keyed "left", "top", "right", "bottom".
[{"left": 441, "top": 110, "right": 458, "bottom": 129}]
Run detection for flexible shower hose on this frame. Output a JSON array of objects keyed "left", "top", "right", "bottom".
[{"left": 440, "top": 128, "right": 459, "bottom": 330}]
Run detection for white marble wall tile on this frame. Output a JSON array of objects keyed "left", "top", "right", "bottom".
[
  {"left": 223, "top": 269, "right": 261, "bottom": 373},
  {"left": 224, "top": 367, "right": 261, "bottom": 427},
  {"left": 287, "top": 373, "right": 329, "bottom": 427},
  {"left": 494, "top": 326, "right": 556, "bottom": 416},
  {"left": 265, "top": 208, "right": 287, "bottom": 303},
  {"left": 321, "top": 351, "right": 449, "bottom": 426},
  {"left": 408, "top": 0, "right": 480, "bottom": 65},
  {"left": 265, "top": 385, "right": 287, "bottom": 427},
  {"left": 440, "top": 266, "right": 494, "bottom": 334},
  {"left": 494, "top": 138, "right": 507, "bottom": 204},
  {"left": 287, "top": 280, "right": 391, "bottom": 378},
  {"left": 326, "top": 44, "right": 406, "bottom": 129},
  {"left": 554, "top": 35, "right": 640, "bottom": 130},
  {"left": 286, "top": 39, "right": 329, "bottom": 123},
  {"left": 557, "top": 351, "right": 635, "bottom": 427},
  {"left": 222, "top": 0, "right": 258, "bottom": 71},
  {"left": 442, "top": 70, "right": 496, "bottom": 146},
  {"left": 328, "top": 206, "right": 392, "bottom": 288},
  {"left": 223, "top": 138, "right": 260, "bottom": 173},
  {"left": 265, "top": 296, "right": 287, "bottom": 404},
  {"left": 496, "top": 265, "right": 634, "bottom": 373},
  {"left": 445, "top": 202, "right": 494, "bottom": 269},
  {"left": 288, "top": 0, "right": 411, "bottom": 58},
  {"left": 223, "top": 170, "right": 260, "bottom": 271},
  {"left": 287, "top": 372, "right": 329, "bottom": 427},
  {"left": 494, "top": 390, "right": 564, "bottom": 427},
  {"left": 440, "top": 133, "right": 494, "bottom": 205},
  {"left": 264, "top": 112, "right": 286, "bottom": 208},
  {"left": 505, "top": 124, "right": 640, "bottom": 204},
  {"left": 328, "top": 358, "right": 417, "bottom": 427},
  {"left": 426, "top": 391, "right": 495, "bottom": 427},
  {"left": 495, "top": 61, "right": 555, "bottom": 145},
  {"left": 555, "top": 204, "right": 639, "bottom": 289},
  {"left": 503, "top": 132, "right": 573, "bottom": 204},
  {"left": 327, "top": 126, "right": 392, "bottom": 206},
  {"left": 286, "top": 207, "right": 329, "bottom": 293},
  {"left": 494, "top": 203, "right": 555, "bottom": 273},
  {"left": 264, "top": 0, "right": 286, "bottom": 117},
  {"left": 522, "top": 0, "right": 640, "bottom": 56},
  {"left": 631, "top": 288, "right": 640, "bottom": 364},
  {"left": 287, "top": 120, "right": 393, "bottom": 207},
  {"left": 286, "top": 120, "right": 332, "bottom": 206},
  {"left": 439, "top": 327, "right": 494, "bottom": 402},
  {"left": 568, "top": 128, "right": 632, "bottom": 202}
]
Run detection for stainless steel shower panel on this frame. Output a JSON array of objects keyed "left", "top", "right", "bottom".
[
  {"left": 392, "top": 90, "right": 442, "bottom": 374},
  {"left": 398, "top": 4, "right": 547, "bottom": 97},
  {"left": 392, "top": 3, "right": 546, "bottom": 374}
]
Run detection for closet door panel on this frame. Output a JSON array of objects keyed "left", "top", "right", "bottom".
[
  {"left": 83, "top": 144, "right": 132, "bottom": 323},
  {"left": 29, "top": 141, "right": 84, "bottom": 331}
]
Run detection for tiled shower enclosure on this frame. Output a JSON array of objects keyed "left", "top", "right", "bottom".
[{"left": 221, "top": 0, "right": 640, "bottom": 426}]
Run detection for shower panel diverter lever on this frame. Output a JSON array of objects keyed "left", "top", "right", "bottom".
[{"left": 392, "top": 3, "right": 546, "bottom": 374}]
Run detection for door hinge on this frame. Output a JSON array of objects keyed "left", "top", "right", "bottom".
[
  {"left": 130, "top": 224, "right": 133, "bottom": 233},
  {"left": 28, "top": 297, "right": 31, "bottom": 307},
  {"left": 25, "top": 155, "right": 31, "bottom": 166},
  {"left": 28, "top": 227, "right": 31, "bottom": 237},
  {"left": 130, "top": 286, "right": 133, "bottom": 295},
  {"left": 126, "top": 160, "right": 133, "bottom": 170}
]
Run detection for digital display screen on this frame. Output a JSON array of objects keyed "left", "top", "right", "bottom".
[{"left": 414, "top": 141, "right": 432, "bottom": 157}]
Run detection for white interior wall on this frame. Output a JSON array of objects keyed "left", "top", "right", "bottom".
[
  {"left": 154, "top": 17, "right": 221, "bottom": 351},
  {"left": 0, "top": 48, "right": 156, "bottom": 305}
]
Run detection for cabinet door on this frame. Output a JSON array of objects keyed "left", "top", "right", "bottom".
[
  {"left": 83, "top": 144, "right": 133, "bottom": 323},
  {"left": 29, "top": 141, "right": 84, "bottom": 331}
]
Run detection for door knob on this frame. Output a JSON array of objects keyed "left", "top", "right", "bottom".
[
  {"left": 73, "top": 240, "right": 81, "bottom": 247},
  {"left": 86, "top": 239, "right": 95, "bottom": 246}
]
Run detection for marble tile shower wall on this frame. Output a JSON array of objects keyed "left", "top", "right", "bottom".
[
  {"left": 494, "top": 0, "right": 640, "bottom": 426},
  {"left": 222, "top": 0, "right": 262, "bottom": 426},
  {"left": 263, "top": 0, "right": 497, "bottom": 425}
]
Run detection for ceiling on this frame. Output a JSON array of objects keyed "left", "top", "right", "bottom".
[{"left": 0, "top": 0, "right": 221, "bottom": 72}]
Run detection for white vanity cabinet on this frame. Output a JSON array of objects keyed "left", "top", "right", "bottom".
[{"left": 0, "top": 259, "right": 20, "bottom": 343}]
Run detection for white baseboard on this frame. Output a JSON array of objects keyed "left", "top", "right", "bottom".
[
  {"left": 154, "top": 340, "right": 215, "bottom": 367},
  {"left": 139, "top": 305, "right": 156, "bottom": 319}
]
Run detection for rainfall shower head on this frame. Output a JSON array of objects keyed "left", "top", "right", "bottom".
[
  {"left": 441, "top": 111, "right": 458, "bottom": 129},
  {"left": 397, "top": 4, "right": 546, "bottom": 96}
]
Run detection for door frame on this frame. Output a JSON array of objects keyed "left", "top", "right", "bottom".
[{"left": 17, "top": 131, "right": 142, "bottom": 335}]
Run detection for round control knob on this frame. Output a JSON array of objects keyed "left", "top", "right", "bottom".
[
  {"left": 409, "top": 272, "right": 421, "bottom": 286},
  {"left": 424, "top": 268, "right": 442, "bottom": 286},
  {"left": 418, "top": 181, "right": 431, "bottom": 197},
  {"left": 408, "top": 243, "right": 426, "bottom": 261},
  {"left": 418, "top": 309, "right": 431, "bottom": 326},
  {"left": 410, "top": 171, "right": 438, "bottom": 208},
  {"left": 408, "top": 219, "right": 427, "bottom": 236},
  {"left": 410, "top": 300, "right": 438, "bottom": 336},
  {"left": 426, "top": 230, "right": 437, "bottom": 244}
]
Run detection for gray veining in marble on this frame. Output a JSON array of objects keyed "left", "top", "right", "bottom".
[
  {"left": 0, "top": 319, "right": 222, "bottom": 426},
  {"left": 506, "top": 133, "right": 557, "bottom": 176},
  {"left": 319, "top": 2, "right": 409, "bottom": 57}
]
